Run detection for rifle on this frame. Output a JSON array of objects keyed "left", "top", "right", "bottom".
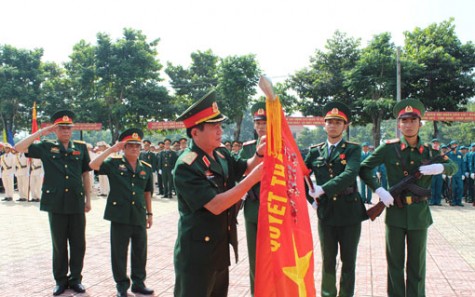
[{"left": 367, "top": 149, "right": 449, "bottom": 221}]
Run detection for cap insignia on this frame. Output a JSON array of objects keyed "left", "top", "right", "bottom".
[
  {"left": 257, "top": 108, "right": 265, "bottom": 115},
  {"left": 331, "top": 108, "right": 339, "bottom": 115},
  {"left": 405, "top": 106, "right": 413, "bottom": 113},
  {"left": 132, "top": 133, "right": 139, "bottom": 139},
  {"left": 62, "top": 115, "right": 70, "bottom": 122},
  {"left": 212, "top": 102, "right": 219, "bottom": 113}
]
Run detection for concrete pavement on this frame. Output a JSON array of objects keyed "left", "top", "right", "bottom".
[{"left": 1, "top": 190, "right": 475, "bottom": 297}]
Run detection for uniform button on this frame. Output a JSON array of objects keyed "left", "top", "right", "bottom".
[
  {"left": 132, "top": 201, "right": 135, "bottom": 205},
  {"left": 329, "top": 163, "right": 333, "bottom": 167},
  {"left": 65, "top": 188, "right": 69, "bottom": 192},
  {"left": 65, "top": 176, "right": 69, "bottom": 179},
  {"left": 333, "top": 197, "right": 337, "bottom": 201},
  {"left": 65, "top": 165, "right": 68, "bottom": 168},
  {"left": 228, "top": 226, "right": 231, "bottom": 231},
  {"left": 330, "top": 174, "right": 334, "bottom": 178},
  {"left": 113, "top": 201, "right": 117, "bottom": 205},
  {"left": 133, "top": 174, "right": 136, "bottom": 178},
  {"left": 46, "top": 190, "right": 50, "bottom": 193},
  {"left": 121, "top": 172, "right": 124, "bottom": 175},
  {"left": 131, "top": 183, "right": 134, "bottom": 186},
  {"left": 64, "top": 153, "right": 68, "bottom": 156},
  {"left": 410, "top": 161, "right": 414, "bottom": 164},
  {"left": 132, "top": 192, "right": 136, "bottom": 195},
  {"left": 411, "top": 148, "right": 415, "bottom": 152},
  {"left": 204, "top": 236, "right": 210, "bottom": 242}
]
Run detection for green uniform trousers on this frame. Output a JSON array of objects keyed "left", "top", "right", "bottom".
[
  {"left": 48, "top": 212, "right": 86, "bottom": 286},
  {"left": 318, "top": 222, "right": 361, "bottom": 297},
  {"left": 111, "top": 222, "right": 147, "bottom": 292},
  {"left": 386, "top": 225, "right": 428, "bottom": 297},
  {"left": 162, "top": 168, "right": 173, "bottom": 197},
  {"left": 174, "top": 267, "right": 229, "bottom": 297},
  {"left": 244, "top": 198, "right": 259, "bottom": 295}
]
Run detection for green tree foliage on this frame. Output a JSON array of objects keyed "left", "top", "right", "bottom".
[
  {"left": 0, "top": 45, "right": 43, "bottom": 136},
  {"left": 403, "top": 18, "right": 475, "bottom": 138},
  {"left": 64, "top": 28, "right": 171, "bottom": 141},
  {"left": 289, "top": 31, "right": 361, "bottom": 116},
  {"left": 217, "top": 54, "right": 261, "bottom": 140}
]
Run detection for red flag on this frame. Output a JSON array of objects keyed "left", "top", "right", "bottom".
[
  {"left": 32, "top": 102, "right": 39, "bottom": 140},
  {"left": 254, "top": 77, "right": 315, "bottom": 297}
]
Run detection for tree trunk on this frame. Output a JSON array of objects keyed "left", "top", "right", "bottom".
[
  {"left": 372, "top": 113, "right": 382, "bottom": 147},
  {"left": 233, "top": 114, "right": 243, "bottom": 141},
  {"left": 433, "top": 121, "right": 439, "bottom": 139}
]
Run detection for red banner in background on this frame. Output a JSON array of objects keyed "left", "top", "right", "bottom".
[
  {"left": 147, "top": 121, "right": 185, "bottom": 130},
  {"left": 423, "top": 111, "right": 475, "bottom": 122},
  {"left": 40, "top": 123, "right": 102, "bottom": 131}
]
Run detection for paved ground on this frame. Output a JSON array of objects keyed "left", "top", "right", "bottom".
[{"left": 1, "top": 189, "right": 475, "bottom": 297}]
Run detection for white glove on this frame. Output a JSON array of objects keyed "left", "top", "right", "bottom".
[
  {"left": 465, "top": 172, "right": 469, "bottom": 178},
  {"left": 376, "top": 172, "right": 381, "bottom": 179},
  {"left": 308, "top": 183, "right": 324, "bottom": 199},
  {"left": 471, "top": 173, "right": 474, "bottom": 180},
  {"left": 419, "top": 164, "right": 444, "bottom": 175},
  {"left": 462, "top": 175, "right": 466, "bottom": 180},
  {"left": 311, "top": 201, "right": 318, "bottom": 210},
  {"left": 442, "top": 174, "right": 447, "bottom": 179},
  {"left": 375, "top": 187, "right": 394, "bottom": 207}
]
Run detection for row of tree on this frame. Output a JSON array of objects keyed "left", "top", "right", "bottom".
[{"left": 1, "top": 18, "right": 474, "bottom": 145}]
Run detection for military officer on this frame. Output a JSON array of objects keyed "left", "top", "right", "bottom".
[
  {"left": 14, "top": 110, "right": 91, "bottom": 296},
  {"left": 156, "top": 141, "right": 165, "bottom": 195},
  {"left": 447, "top": 140, "right": 464, "bottom": 206},
  {"left": 173, "top": 90, "right": 264, "bottom": 297},
  {"left": 177, "top": 137, "right": 188, "bottom": 156},
  {"left": 15, "top": 150, "right": 30, "bottom": 201},
  {"left": 29, "top": 151, "right": 44, "bottom": 202},
  {"left": 305, "top": 102, "right": 367, "bottom": 297},
  {"left": 158, "top": 138, "right": 177, "bottom": 198},
  {"left": 360, "top": 99, "right": 457, "bottom": 297},
  {"left": 1, "top": 143, "right": 15, "bottom": 201},
  {"left": 238, "top": 101, "right": 266, "bottom": 295},
  {"left": 468, "top": 143, "right": 475, "bottom": 204},
  {"left": 89, "top": 128, "right": 154, "bottom": 297},
  {"left": 140, "top": 139, "right": 158, "bottom": 194},
  {"left": 429, "top": 139, "right": 444, "bottom": 206}
]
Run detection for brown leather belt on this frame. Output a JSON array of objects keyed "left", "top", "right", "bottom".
[{"left": 401, "top": 195, "right": 428, "bottom": 205}]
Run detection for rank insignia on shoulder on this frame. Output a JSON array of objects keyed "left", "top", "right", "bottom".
[
  {"left": 140, "top": 160, "right": 152, "bottom": 168},
  {"left": 216, "top": 151, "right": 225, "bottom": 159},
  {"left": 182, "top": 152, "right": 198, "bottom": 165},
  {"left": 73, "top": 140, "right": 86, "bottom": 144},
  {"left": 385, "top": 138, "right": 400, "bottom": 144},
  {"left": 243, "top": 140, "right": 257, "bottom": 146},
  {"left": 310, "top": 142, "right": 325, "bottom": 149}
]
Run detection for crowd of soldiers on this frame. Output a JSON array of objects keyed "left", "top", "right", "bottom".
[{"left": 2, "top": 92, "right": 473, "bottom": 297}]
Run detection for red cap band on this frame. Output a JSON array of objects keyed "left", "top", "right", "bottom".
[
  {"left": 182, "top": 103, "right": 220, "bottom": 128},
  {"left": 398, "top": 105, "right": 421, "bottom": 118},
  {"left": 324, "top": 108, "right": 348, "bottom": 122},
  {"left": 54, "top": 115, "right": 73, "bottom": 125}
]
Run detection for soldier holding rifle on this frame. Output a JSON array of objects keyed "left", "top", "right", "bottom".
[{"left": 360, "top": 99, "right": 457, "bottom": 297}]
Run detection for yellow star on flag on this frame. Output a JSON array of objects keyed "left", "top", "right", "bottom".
[{"left": 282, "top": 234, "right": 313, "bottom": 297}]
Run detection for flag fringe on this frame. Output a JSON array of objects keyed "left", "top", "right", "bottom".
[{"left": 266, "top": 95, "right": 282, "bottom": 156}]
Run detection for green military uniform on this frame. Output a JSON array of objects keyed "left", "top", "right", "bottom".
[
  {"left": 359, "top": 99, "right": 457, "bottom": 297},
  {"left": 26, "top": 110, "right": 91, "bottom": 288},
  {"left": 173, "top": 90, "right": 248, "bottom": 297},
  {"left": 158, "top": 141, "right": 177, "bottom": 198},
  {"left": 305, "top": 102, "right": 367, "bottom": 297},
  {"left": 238, "top": 101, "right": 266, "bottom": 295},
  {"left": 98, "top": 129, "right": 154, "bottom": 294}
]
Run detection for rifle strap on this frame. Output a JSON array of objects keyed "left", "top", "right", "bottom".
[{"left": 394, "top": 145, "right": 409, "bottom": 176}]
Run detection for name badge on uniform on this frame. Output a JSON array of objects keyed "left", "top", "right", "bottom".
[
  {"left": 140, "top": 170, "right": 146, "bottom": 176},
  {"left": 72, "top": 151, "right": 81, "bottom": 156}
]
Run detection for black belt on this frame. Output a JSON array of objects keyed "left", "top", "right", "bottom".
[
  {"left": 338, "top": 186, "right": 357, "bottom": 196},
  {"left": 401, "top": 195, "right": 428, "bottom": 205}
]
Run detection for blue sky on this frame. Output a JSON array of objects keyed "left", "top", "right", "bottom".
[{"left": 1, "top": 0, "right": 473, "bottom": 83}]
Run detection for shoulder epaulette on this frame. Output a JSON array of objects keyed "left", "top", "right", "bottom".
[
  {"left": 111, "top": 154, "right": 122, "bottom": 159},
  {"left": 73, "top": 140, "right": 86, "bottom": 144},
  {"left": 310, "top": 142, "right": 325, "bottom": 149},
  {"left": 243, "top": 140, "right": 257, "bottom": 146},
  {"left": 345, "top": 140, "right": 359, "bottom": 145},
  {"left": 385, "top": 138, "right": 400, "bottom": 144},
  {"left": 140, "top": 160, "right": 152, "bottom": 168},
  {"left": 216, "top": 150, "right": 225, "bottom": 159},
  {"left": 182, "top": 152, "right": 198, "bottom": 165},
  {"left": 45, "top": 139, "right": 56, "bottom": 143}
]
